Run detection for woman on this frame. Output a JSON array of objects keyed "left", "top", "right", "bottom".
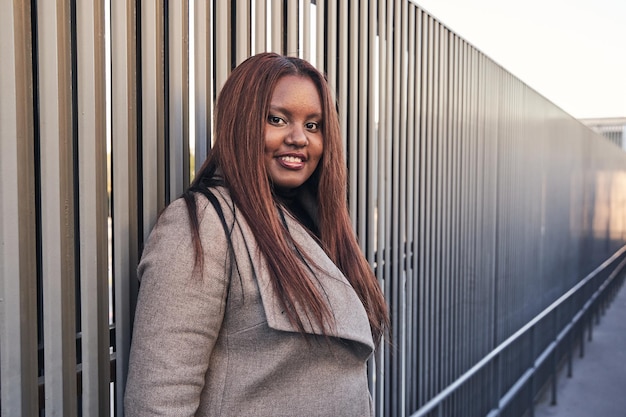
[{"left": 125, "top": 52, "right": 388, "bottom": 416}]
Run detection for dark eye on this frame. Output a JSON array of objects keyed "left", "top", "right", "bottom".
[
  {"left": 305, "top": 121, "right": 320, "bottom": 132},
  {"left": 268, "top": 115, "right": 286, "bottom": 126}
]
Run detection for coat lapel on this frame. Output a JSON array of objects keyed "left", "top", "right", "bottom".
[
  {"left": 254, "top": 212, "right": 375, "bottom": 356},
  {"left": 213, "top": 187, "right": 375, "bottom": 357}
]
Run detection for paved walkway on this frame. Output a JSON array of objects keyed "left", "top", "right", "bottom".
[{"left": 535, "top": 282, "right": 626, "bottom": 417}]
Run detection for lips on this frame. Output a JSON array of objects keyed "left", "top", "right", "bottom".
[{"left": 276, "top": 153, "right": 307, "bottom": 170}]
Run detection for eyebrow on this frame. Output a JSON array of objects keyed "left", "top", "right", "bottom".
[{"left": 268, "top": 105, "right": 322, "bottom": 120}]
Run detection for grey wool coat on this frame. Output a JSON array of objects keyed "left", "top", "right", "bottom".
[{"left": 124, "top": 187, "right": 375, "bottom": 417}]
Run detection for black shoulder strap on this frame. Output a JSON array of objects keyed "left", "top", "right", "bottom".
[{"left": 195, "top": 187, "right": 239, "bottom": 280}]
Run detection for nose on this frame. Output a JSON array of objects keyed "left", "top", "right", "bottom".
[{"left": 285, "top": 124, "right": 308, "bottom": 147}]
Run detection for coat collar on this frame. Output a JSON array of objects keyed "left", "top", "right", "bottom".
[
  {"left": 212, "top": 186, "right": 375, "bottom": 358},
  {"left": 255, "top": 209, "right": 375, "bottom": 358}
]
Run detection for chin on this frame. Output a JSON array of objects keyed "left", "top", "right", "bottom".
[
  {"left": 274, "top": 181, "right": 304, "bottom": 190},
  {"left": 270, "top": 174, "right": 310, "bottom": 190}
]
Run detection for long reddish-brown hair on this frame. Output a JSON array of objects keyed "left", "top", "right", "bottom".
[{"left": 184, "top": 52, "right": 388, "bottom": 344}]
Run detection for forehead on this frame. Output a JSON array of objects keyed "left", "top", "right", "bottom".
[{"left": 270, "top": 75, "right": 322, "bottom": 110}]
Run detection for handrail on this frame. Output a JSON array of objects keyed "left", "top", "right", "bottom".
[{"left": 411, "top": 244, "right": 626, "bottom": 417}]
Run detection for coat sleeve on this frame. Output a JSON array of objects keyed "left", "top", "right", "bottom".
[{"left": 124, "top": 197, "right": 230, "bottom": 417}]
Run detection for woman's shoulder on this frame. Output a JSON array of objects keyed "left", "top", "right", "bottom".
[
  {"left": 161, "top": 185, "right": 232, "bottom": 219},
  {"left": 145, "top": 186, "right": 234, "bottom": 245},
  {"left": 139, "top": 187, "right": 234, "bottom": 275},
  {"left": 189, "top": 185, "right": 236, "bottom": 223}
]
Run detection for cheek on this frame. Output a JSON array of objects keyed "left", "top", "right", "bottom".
[
  {"left": 311, "top": 137, "right": 324, "bottom": 161},
  {"left": 263, "top": 127, "right": 281, "bottom": 153}
]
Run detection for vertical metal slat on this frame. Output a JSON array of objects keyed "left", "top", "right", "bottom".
[
  {"left": 347, "top": 0, "right": 358, "bottom": 225},
  {"left": 167, "top": 0, "right": 190, "bottom": 199},
  {"left": 0, "top": 1, "right": 39, "bottom": 415},
  {"left": 194, "top": 0, "right": 213, "bottom": 166},
  {"left": 315, "top": 0, "right": 325, "bottom": 72},
  {"left": 215, "top": 1, "right": 230, "bottom": 92},
  {"left": 270, "top": 0, "right": 283, "bottom": 54},
  {"left": 140, "top": 0, "right": 166, "bottom": 240},
  {"left": 302, "top": 0, "right": 311, "bottom": 60},
  {"left": 76, "top": 0, "right": 110, "bottom": 414},
  {"left": 254, "top": 0, "right": 267, "bottom": 54},
  {"left": 235, "top": 0, "right": 250, "bottom": 64},
  {"left": 111, "top": 1, "right": 140, "bottom": 415},
  {"left": 38, "top": 0, "right": 77, "bottom": 414},
  {"left": 286, "top": 0, "right": 298, "bottom": 55}
]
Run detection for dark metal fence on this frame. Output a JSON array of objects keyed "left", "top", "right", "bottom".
[
  {"left": 2, "top": 1, "right": 626, "bottom": 417},
  {"left": 410, "top": 246, "right": 626, "bottom": 417}
]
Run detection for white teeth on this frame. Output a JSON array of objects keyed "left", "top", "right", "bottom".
[{"left": 280, "top": 156, "right": 303, "bottom": 163}]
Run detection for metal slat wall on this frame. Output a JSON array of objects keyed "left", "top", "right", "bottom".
[
  {"left": 2, "top": 1, "right": 626, "bottom": 417},
  {"left": 1, "top": 1, "right": 39, "bottom": 416},
  {"left": 1, "top": 0, "right": 112, "bottom": 416}
]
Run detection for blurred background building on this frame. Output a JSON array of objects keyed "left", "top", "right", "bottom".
[{"left": 581, "top": 117, "right": 626, "bottom": 150}]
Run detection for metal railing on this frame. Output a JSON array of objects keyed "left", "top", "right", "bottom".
[
  {"left": 411, "top": 245, "right": 626, "bottom": 417},
  {"left": 2, "top": 1, "right": 626, "bottom": 417}
]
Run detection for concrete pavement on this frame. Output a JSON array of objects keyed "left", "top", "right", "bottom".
[{"left": 534, "top": 282, "right": 626, "bottom": 417}]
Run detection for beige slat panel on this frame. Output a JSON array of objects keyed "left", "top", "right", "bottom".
[
  {"left": 286, "top": 0, "right": 298, "bottom": 56},
  {"left": 397, "top": 2, "right": 409, "bottom": 414},
  {"left": 235, "top": 0, "right": 250, "bottom": 64},
  {"left": 141, "top": 0, "right": 166, "bottom": 239},
  {"left": 111, "top": 1, "right": 140, "bottom": 415},
  {"left": 416, "top": 10, "right": 429, "bottom": 407},
  {"left": 367, "top": 0, "right": 382, "bottom": 269},
  {"left": 0, "top": 1, "right": 39, "bottom": 415},
  {"left": 337, "top": 0, "right": 348, "bottom": 156},
  {"left": 357, "top": 0, "right": 369, "bottom": 245},
  {"left": 373, "top": 0, "right": 388, "bottom": 414},
  {"left": 315, "top": 0, "right": 324, "bottom": 71},
  {"left": 215, "top": 1, "right": 230, "bottom": 93},
  {"left": 326, "top": 0, "right": 337, "bottom": 94},
  {"left": 37, "top": 0, "right": 77, "bottom": 415},
  {"left": 302, "top": 0, "right": 311, "bottom": 60},
  {"left": 347, "top": 0, "right": 358, "bottom": 223},
  {"left": 194, "top": 0, "right": 213, "bottom": 167},
  {"left": 76, "top": 0, "right": 110, "bottom": 415},
  {"left": 270, "top": 0, "right": 283, "bottom": 54},
  {"left": 366, "top": 0, "right": 381, "bottom": 403},
  {"left": 404, "top": 5, "right": 418, "bottom": 410},
  {"left": 254, "top": 0, "right": 267, "bottom": 54},
  {"left": 168, "top": 0, "right": 190, "bottom": 200}
]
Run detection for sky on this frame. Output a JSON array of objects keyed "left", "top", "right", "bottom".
[{"left": 415, "top": 0, "right": 626, "bottom": 119}]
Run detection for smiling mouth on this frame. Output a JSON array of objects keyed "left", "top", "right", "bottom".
[
  {"left": 280, "top": 155, "right": 303, "bottom": 163},
  {"left": 277, "top": 155, "right": 306, "bottom": 169}
]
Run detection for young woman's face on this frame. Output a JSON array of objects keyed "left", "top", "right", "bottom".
[{"left": 264, "top": 75, "right": 324, "bottom": 190}]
